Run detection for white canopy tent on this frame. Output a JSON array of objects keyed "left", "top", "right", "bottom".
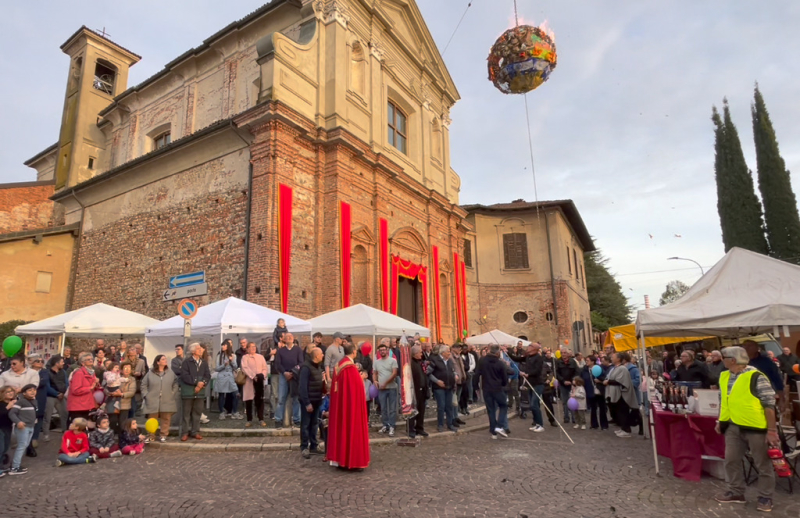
[
  {"left": 635, "top": 247, "right": 800, "bottom": 475},
  {"left": 308, "top": 304, "right": 430, "bottom": 338},
  {"left": 636, "top": 247, "right": 800, "bottom": 338},
  {"left": 144, "top": 297, "right": 312, "bottom": 359},
  {"left": 465, "top": 330, "right": 531, "bottom": 347}
]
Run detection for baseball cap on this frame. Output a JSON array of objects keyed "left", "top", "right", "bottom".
[{"left": 333, "top": 332, "right": 345, "bottom": 340}]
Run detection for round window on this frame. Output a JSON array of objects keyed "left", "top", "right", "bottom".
[
  {"left": 513, "top": 311, "right": 528, "bottom": 323},
  {"left": 545, "top": 312, "right": 554, "bottom": 322}
]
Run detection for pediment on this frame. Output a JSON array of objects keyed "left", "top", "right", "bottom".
[
  {"left": 439, "top": 258, "right": 452, "bottom": 273},
  {"left": 390, "top": 226, "right": 427, "bottom": 256},
  {"left": 351, "top": 224, "right": 376, "bottom": 245}
]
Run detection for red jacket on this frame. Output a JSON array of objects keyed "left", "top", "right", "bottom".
[
  {"left": 61, "top": 430, "right": 89, "bottom": 454},
  {"left": 67, "top": 367, "right": 97, "bottom": 412}
]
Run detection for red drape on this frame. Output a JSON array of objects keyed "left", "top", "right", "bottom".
[
  {"left": 390, "top": 254, "right": 429, "bottom": 328},
  {"left": 432, "top": 246, "right": 442, "bottom": 341},
  {"left": 278, "top": 184, "right": 293, "bottom": 313},
  {"left": 461, "top": 260, "right": 468, "bottom": 339},
  {"left": 379, "top": 219, "right": 389, "bottom": 312},
  {"left": 453, "top": 252, "right": 462, "bottom": 338},
  {"left": 339, "top": 201, "right": 352, "bottom": 308}
]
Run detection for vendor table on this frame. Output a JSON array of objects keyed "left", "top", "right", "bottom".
[{"left": 653, "top": 404, "right": 725, "bottom": 481}]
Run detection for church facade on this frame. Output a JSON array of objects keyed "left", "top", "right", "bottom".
[{"left": 11, "top": 0, "right": 594, "bottom": 349}]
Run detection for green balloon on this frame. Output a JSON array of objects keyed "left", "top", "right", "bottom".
[
  {"left": 462, "top": 329, "right": 468, "bottom": 337},
  {"left": 2, "top": 336, "right": 23, "bottom": 357}
]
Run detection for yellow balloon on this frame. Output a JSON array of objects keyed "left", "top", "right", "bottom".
[
  {"left": 555, "top": 350, "right": 562, "bottom": 359},
  {"left": 145, "top": 418, "right": 159, "bottom": 435}
]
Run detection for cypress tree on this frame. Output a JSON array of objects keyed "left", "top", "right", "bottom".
[
  {"left": 752, "top": 85, "right": 800, "bottom": 263},
  {"left": 712, "top": 100, "right": 769, "bottom": 254}
]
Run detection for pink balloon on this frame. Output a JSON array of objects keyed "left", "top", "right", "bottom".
[{"left": 93, "top": 391, "right": 104, "bottom": 405}]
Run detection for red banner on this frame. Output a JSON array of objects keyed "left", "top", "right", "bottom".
[
  {"left": 390, "top": 254, "right": 429, "bottom": 328},
  {"left": 339, "top": 201, "right": 352, "bottom": 308},
  {"left": 461, "top": 260, "right": 468, "bottom": 339},
  {"left": 453, "top": 251, "right": 462, "bottom": 338},
  {"left": 432, "top": 246, "right": 442, "bottom": 341},
  {"left": 278, "top": 184, "right": 293, "bottom": 313},
  {"left": 379, "top": 219, "right": 389, "bottom": 312}
]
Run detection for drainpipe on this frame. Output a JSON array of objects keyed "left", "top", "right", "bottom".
[
  {"left": 66, "top": 192, "right": 86, "bottom": 312},
  {"left": 242, "top": 162, "right": 254, "bottom": 300},
  {"left": 543, "top": 210, "right": 559, "bottom": 327}
]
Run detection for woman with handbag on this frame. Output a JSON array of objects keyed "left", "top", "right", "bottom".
[
  {"left": 216, "top": 340, "right": 242, "bottom": 420},
  {"left": 241, "top": 342, "right": 269, "bottom": 427},
  {"left": 603, "top": 353, "right": 638, "bottom": 438}
]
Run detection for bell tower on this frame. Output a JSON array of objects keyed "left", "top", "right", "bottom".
[{"left": 55, "top": 27, "right": 140, "bottom": 189}]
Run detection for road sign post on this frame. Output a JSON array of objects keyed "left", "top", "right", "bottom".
[{"left": 177, "top": 300, "right": 198, "bottom": 350}]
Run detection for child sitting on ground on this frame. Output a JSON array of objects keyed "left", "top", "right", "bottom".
[
  {"left": 570, "top": 377, "right": 587, "bottom": 430},
  {"left": 103, "top": 363, "right": 127, "bottom": 412},
  {"left": 56, "top": 418, "right": 97, "bottom": 466},
  {"left": 8, "top": 383, "right": 38, "bottom": 475},
  {"left": 89, "top": 415, "right": 121, "bottom": 459},
  {"left": 119, "top": 418, "right": 146, "bottom": 456}
]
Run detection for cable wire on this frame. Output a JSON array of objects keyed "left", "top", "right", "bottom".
[{"left": 442, "top": 2, "right": 474, "bottom": 56}]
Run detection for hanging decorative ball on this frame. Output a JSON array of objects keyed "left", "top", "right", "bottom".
[{"left": 487, "top": 24, "right": 557, "bottom": 94}]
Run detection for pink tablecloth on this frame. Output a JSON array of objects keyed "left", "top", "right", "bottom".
[{"left": 653, "top": 406, "right": 725, "bottom": 481}]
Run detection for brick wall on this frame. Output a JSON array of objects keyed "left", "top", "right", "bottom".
[{"left": 0, "top": 182, "right": 63, "bottom": 234}]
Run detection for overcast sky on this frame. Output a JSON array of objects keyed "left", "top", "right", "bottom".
[{"left": 2, "top": 1, "right": 800, "bottom": 315}]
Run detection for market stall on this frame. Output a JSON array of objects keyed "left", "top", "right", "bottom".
[
  {"left": 604, "top": 323, "right": 708, "bottom": 352},
  {"left": 15, "top": 303, "right": 160, "bottom": 357},
  {"left": 636, "top": 247, "right": 800, "bottom": 478},
  {"left": 308, "top": 303, "right": 430, "bottom": 339}
]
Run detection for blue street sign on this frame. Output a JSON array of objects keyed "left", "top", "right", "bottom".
[{"left": 169, "top": 271, "right": 205, "bottom": 289}]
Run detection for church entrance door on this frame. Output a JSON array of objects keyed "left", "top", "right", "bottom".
[{"left": 397, "top": 276, "right": 421, "bottom": 324}]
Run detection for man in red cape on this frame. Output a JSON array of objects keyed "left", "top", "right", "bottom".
[{"left": 326, "top": 342, "right": 370, "bottom": 470}]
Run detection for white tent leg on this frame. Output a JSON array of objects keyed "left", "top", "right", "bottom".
[
  {"left": 641, "top": 331, "right": 660, "bottom": 475},
  {"left": 60, "top": 332, "right": 66, "bottom": 355}
]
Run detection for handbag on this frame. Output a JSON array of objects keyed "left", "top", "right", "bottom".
[{"left": 234, "top": 369, "right": 247, "bottom": 386}]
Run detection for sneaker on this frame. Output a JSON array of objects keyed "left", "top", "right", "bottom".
[
  {"left": 233, "top": 413, "right": 245, "bottom": 420},
  {"left": 111, "top": 450, "right": 123, "bottom": 457},
  {"left": 88, "top": 454, "right": 98, "bottom": 463},
  {"left": 301, "top": 449, "right": 310, "bottom": 459},
  {"left": 200, "top": 413, "right": 210, "bottom": 424},
  {"left": 55, "top": 460, "right": 63, "bottom": 467},
  {"left": 757, "top": 497, "right": 773, "bottom": 512},
  {"left": 437, "top": 426, "right": 444, "bottom": 433},
  {"left": 144, "top": 437, "right": 152, "bottom": 444},
  {"left": 504, "top": 428, "right": 511, "bottom": 435},
  {"left": 529, "top": 425, "right": 544, "bottom": 433},
  {"left": 9, "top": 467, "right": 27, "bottom": 476},
  {"left": 388, "top": 427, "right": 395, "bottom": 437},
  {"left": 128, "top": 450, "right": 137, "bottom": 456},
  {"left": 378, "top": 426, "right": 388, "bottom": 434},
  {"left": 581, "top": 425, "right": 586, "bottom": 430},
  {"left": 616, "top": 431, "right": 631, "bottom": 438},
  {"left": 0, "top": 470, "right": 5, "bottom": 478},
  {"left": 495, "top": 428, "right": 508, "bottom": 438},
  {"left": 573, "top": 424, "right": 580, "bottom": 429},
  {"left": 714, "top": 492, "right": 746, "bottom": 504},
  {"left": 219, "top": 413, "right": 226, "bottom": 420},
  {"left": 159, "top": 436, "right": 166, "bottom": 443},
  {"left": 491, "top": 434, "right": 498, "bottom": 440}
]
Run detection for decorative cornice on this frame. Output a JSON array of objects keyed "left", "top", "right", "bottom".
[
  {"left": 369, "top": 40, "right": 386, "bottom": 62},
  {"left": 314, "top": 0, "right": 349, "bottom": 28}
]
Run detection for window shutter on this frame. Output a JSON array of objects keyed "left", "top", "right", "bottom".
[
  {"left": 463, "top": 239, "right": 472, "bottom": 267},
  {"left": 518, "top": 233, "right": 529, "bottom": 268},
  {"left": 503, "top": 234, "right": 513, "bottom": 269},
  {"left": 503, "top": 233, "right": 528, "bottom": 269}
]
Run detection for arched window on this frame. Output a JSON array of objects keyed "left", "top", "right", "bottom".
[{"left": 350, "top": 42, "right": 366, "bottom": 96}]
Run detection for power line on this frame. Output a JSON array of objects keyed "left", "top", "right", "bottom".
[
  {"left": 615, "top": 265, "right": 714, "bottom": 277},
  {"left": 442, "top": 1, "right": 474, "bottom": 56}
]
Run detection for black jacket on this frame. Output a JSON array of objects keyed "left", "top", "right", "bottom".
[
  {"left": 429, "top": 354, "right": 455, "bottom": 390},
  {"left": 299, "top": 359, "right": 324, "bottom": 406},
  {"left": 675, "top": 360, "right": 710, "bottom": 388},
  {"left": 555, "top": 358, "right": 578, "bottom": 385},
  {"left": 411, "top": 358, "right": 428, "bottom": 401},
  {"left": 523, "top": 353, "right": 545, "bottom": 385},
  {"left": 477, "top": 355, "right": 508, "bottom": 393},
  {"left": 179, "top": 356, "right": 211, "bottom": 398}
]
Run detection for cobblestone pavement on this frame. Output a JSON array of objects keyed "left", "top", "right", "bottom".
[{"left": 2, "top": 414, "right": 798, "bottom": 518}]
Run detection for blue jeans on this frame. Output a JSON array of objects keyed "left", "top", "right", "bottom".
[
  {"left": 433, "top": 388, "right": 455, "bottom": 429},
  {"left": 559, "top": 385, "right": 574, "bottom": 423},
  {"left": 466, "top": 372, "right": 475, "bottom": 402},
  {"left": 276, "top": 375, "right": 300, "bottom": 424},
  {"left": 483, "top": 390, "right": 509, "bottom": 434},
  {"left": 12, "top": 426, "right": 34, "bottom": 469},
  {"left": 128, "top": 396, "right": 137, "bottom": 419},
  {"left": 58, "top": 452, "right": 91, "bottom": 464},
  {"left": 378, "top": 388, "right": 397, "bottom": 429},
  {"left": 300, "top": 401, "right": 320, "bottom": 451},
  {"left": 530, "top": 384, "right": 544, "bottom": 427},
  {"left": 218, "top": 392, "right": 239, "bottom": 414}
]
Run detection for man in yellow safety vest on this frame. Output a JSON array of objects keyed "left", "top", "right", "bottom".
[{"left": 714, "top": 346, "right": 779, "bottom": 513}]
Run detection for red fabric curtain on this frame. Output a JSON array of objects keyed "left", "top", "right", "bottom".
[
  {"left": 432, "top": 246, "right": 442, "bottom": 341},
  {"left": 278, "top": 184, "right": 293, "bottom": 314},
  {"left": 390, "top": 254, "right": 429, "bottom": 327},
  {"left": 453, "top": 252, "right": 462, "bottom": 338},
  {"left": 461, "top": 260, "right": 468, "bottom": 339},
  {"left": 380, "top": 219, "right": 389, "bottom": 312},
  {"left": 339, "top": 201, "right": 352, "bottom": 308}
]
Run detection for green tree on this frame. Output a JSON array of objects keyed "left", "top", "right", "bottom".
[
  {"left": 712, "top": 100, "right": 769, "bottom": 254},
  {"left": 752, "top": 85, "right": 800, "bottom": 263},
  {"left": 584, "top": 249, "right": 632, "bottom": 331},
  {"left": 659, "top": 280, "right": 691, "bottom": 306}
]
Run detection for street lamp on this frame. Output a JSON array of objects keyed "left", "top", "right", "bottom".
[{"left": 667, "top": 256, "right": 705, "bottom": 275}]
